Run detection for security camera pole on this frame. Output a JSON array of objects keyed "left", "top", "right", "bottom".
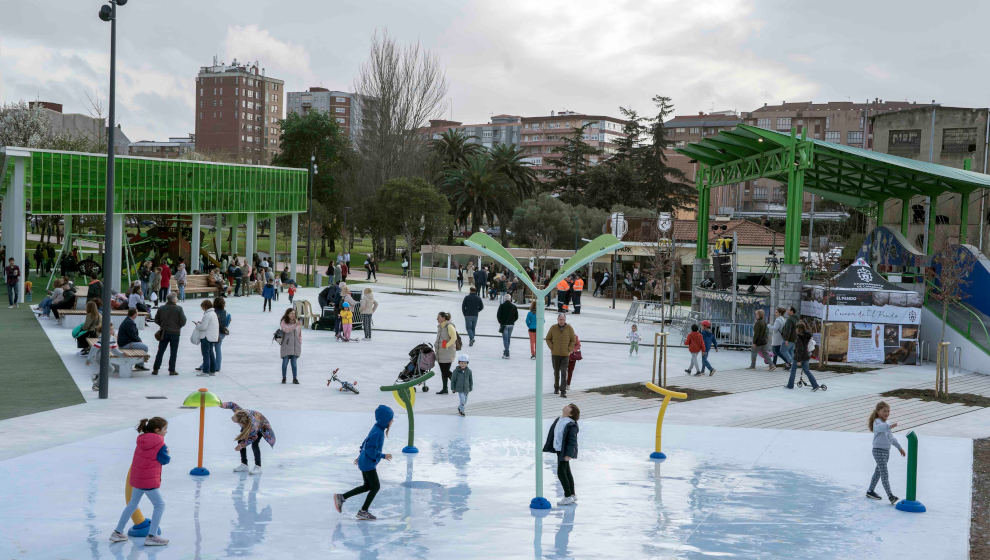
[{"left": 97, "top": 0, "right": 126, "bottom": 399}]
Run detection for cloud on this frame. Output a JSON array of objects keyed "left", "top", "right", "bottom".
[{"left": 222, "top": 24, "right": 315, "bottom": 86}]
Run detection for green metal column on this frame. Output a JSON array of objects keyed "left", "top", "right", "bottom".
[
  {"left": 695, "top": 167, "right": 708, "bottom": 260},
  {"left": 959, "top": 193, "right": 970, "bottom": 245},
  {"left": 876, "top": 201, "right": 885, "bottom": 230},
  {"left": 927, "top": 195, "right": 938, "bottom": 255},
  {"left": 901, "top": 198, "right": 911, "bottom": 237}
]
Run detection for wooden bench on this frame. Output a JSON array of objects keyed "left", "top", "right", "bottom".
[
  {"left": 171, "top": 274, "right": 219, "bottom": 298},
  {"left": 85, "top": 338, "right": 152, "bottom": 387}
]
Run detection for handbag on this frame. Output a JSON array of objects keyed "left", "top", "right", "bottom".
[
  {"left": 71, "top": 324, "right": 86, "bottom": 339},
  {"left": 154, "top": 329, "right": 163, "bottom": 341},
  {"left": 569, "top": 350, "right": 583, "bottom": 361}
]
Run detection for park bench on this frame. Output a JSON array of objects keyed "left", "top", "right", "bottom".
[
  {"left": 171, "top": 274, "right": 219, "bottom": 298},
  {"left": 84, "top": 338, "right": 151, "bottom": 385},
  {"left": 59, "top": 309, "right": 150, "bottom": 330}
]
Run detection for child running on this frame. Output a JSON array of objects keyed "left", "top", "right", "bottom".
[
  {"left": 451, "top": 353, "right": 473, "bottom": 416},
  {"left": 339, "top": 301, "right": 354, "bottom": 342},
  {"left": 866, "top": 401, "right": 905, "bottom": 504},
  {"left": 543, "top": 403, "right": 580, "bottom": 506},
  {"left": 287, "top": 282, "right": 296, "bottom": 304},
  {"left": 684, "top": 324, "right": 704, "bottom": 375},
  {"left": 700, "top": 320, "right": 718, "bottom": 376},
  {"left": 334, "top": 405, "right": 394, "bottom": 520},
  {"left": 221, "top": 401, "right": 276, "bottom": 475},
  {"left": 109, "top": 417, "right": 170, "bottom": 546},
  {"left": 627, "top": 324, "right": 641, "bottom": 356},
  {"left": 262, "top": 280, "right": 275, "bottom": 312}
]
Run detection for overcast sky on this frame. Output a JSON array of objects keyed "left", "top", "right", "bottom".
[{"left": 1, "top": 0, "right": 985, "bottom": 142}]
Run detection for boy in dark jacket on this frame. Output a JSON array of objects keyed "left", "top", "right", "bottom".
[
  {"left": 334, "top": 405, "right": 394, "bottom": 520},
  {"left": 496, "top": 295, "right": 519, "bottom": 359},
  {"left": 461, "top": 287, "right": 485, "bottom": 346},
  {"left": 543, "top": 403, "right": 580, "bottom": 506}
]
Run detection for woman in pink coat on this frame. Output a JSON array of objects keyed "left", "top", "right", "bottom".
[{"left": 110, "top": 417, "right": 171, "bottom": 547}]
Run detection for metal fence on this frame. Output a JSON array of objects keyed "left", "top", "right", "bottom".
[{"left": 625, "top": 300, "right": 695, "bottom": 325}]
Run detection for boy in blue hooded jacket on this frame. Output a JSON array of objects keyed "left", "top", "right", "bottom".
[{"left": 334, "top": 405, "right": 393, "bottom": 520}]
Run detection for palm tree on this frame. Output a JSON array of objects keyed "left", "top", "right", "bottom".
[
  {"left": 489, "top": 143, "right": 537, "bottom": 200},
  {"left": 430, "top": 129, "right": 481, "bottom": 180},
  {"left": 443, "top": 154, "right": 504, "bottom": 234}
]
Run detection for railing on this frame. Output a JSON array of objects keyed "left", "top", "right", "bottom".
[
  {"left": 923, "top": 278, "right": 990, "bottom": 355},
  {"left": 952, "top": 347, "right": 962, "bottom": 376},
  {"left": 919, "top": 340, "right": 931, "bottom": 364},
  {"left": 625, "top": 300, "right": 694, "bottom": 325}
]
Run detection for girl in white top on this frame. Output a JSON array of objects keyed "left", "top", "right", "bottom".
[
  {"left": 866, "top": 401, "right": 905, "bottom": 504},
  {"left": 194, "top": 300, "right": 220, "bottom": 375}
]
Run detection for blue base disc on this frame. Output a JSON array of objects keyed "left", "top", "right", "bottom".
[
  {"left": 402, "top": 446, "right": 419, "bottom": 454},
  {"left": 895, "top": 499, "right": 926, "bottom": 513},
  {"left": 650, "top": 451, "right": 667, "bottom": 460},
  {"left": 189, "top": 466, "right": 210, "bottom": 476},
  {"left": 530, "top": 497, "right": 552, "bottom": 510},
  {"left": 126, "top": 519, "right": 161, "bottom": 537}
]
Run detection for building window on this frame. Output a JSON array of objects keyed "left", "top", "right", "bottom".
[
  {"left": 482, "top": 130, "right": 494, "bottom": 138},
  {"left": 675, "top": 128, "right": 685, "bottom": 133},
  {"left": 336, "top": 117, "right": 345, "bottom": 124},
  {"left": 689, "top": 127, "right": 700, "bottom": 134},
  {"left": 336, "top": 97, "right": 346, "bottom": 103},
  {"left": 757, "top": 118, "right": 771, "bottom": 129},
  {"left": 335, "top": 107, "right": 345, "bottom": 113},
  {"left": 846, "top": 131, "right": 864, "bottom": 145},
  {"left": 825, "top": 116, "right": 831, "bottom": 129},
  {"left": 776, "top": 117, "right": 791, "bottom": 130},
  {"left": 825, "top": 131, "right": 840, "bottom": 143},
  {"left": 235, "top": 88, "right": 239, "bottom": 96}
]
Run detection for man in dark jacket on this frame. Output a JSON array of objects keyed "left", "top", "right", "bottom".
[
  {"left": 152, "top": 293, "right": 186, "bottom": 376},
  {"left": 496, "top": 295, "right": 519, "bottom": 359},
  {"left": 473, "top": 266, "right": 488, "bottom": 298},
  {"left": 118, "top": 308, "right": 150, "bottom": 370},
  {"left": 778, "top": 306, "right": 798, "bottom": 370},
  {"left": 749, "top": 309, "right": 773, "bottom": 370},
  {"left": 461, "top": 287, "right": 485, "bottom": 347}
]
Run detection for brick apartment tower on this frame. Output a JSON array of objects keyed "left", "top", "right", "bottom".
[
  {"left": 195, "top": 58, "right": 284, "bottom": 164},
  {"left": 286, "top": 87, "right": 364, "bottom": 145}
]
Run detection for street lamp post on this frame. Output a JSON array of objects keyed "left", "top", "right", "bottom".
[
  {"left": 306, "top": 154, "right": 316, "bottom": 284},
  {"left": 342, "top": 206, "right": 352, "bottom": 254},
  {"left": 97, "top": 0, "right": 125, "bottom": 400}
]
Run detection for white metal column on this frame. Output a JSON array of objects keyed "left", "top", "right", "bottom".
[
  {"left": 191, "top": 214, "right": 201, "bottom": 272},
  {"left": 269, "top": 214, "right": 277, "bottom": 268},
  {"left": 110, "top": 214, "right": 123, "bottom": 292},
  {"left": 10, "top": 157, "right": 27, "bottom": 303},
  {"left": 214, "top": 214, "right": 222, "bottom": 257},
  {"left": 231, "top": 216, "right": 239, "bottom": 256},
  {"left": 245, "top": 213, "right": 256, "bottom": 263},
  {"left": 289, "top": 213, "right": 299, "bottom": 282}
]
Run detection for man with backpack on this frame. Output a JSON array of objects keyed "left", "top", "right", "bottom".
[{"left": 778, "top": 306, "right": 799, "bottom": 371}]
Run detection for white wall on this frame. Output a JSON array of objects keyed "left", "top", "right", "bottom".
[{"left": 919, "top": 306, "right": 988, "bottom": 374}]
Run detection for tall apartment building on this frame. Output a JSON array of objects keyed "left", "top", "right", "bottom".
[
  {"left": 519, "top": 110, "right": 629, "bottom": 173},
  {"left": 128, "top": 135, "right": 195, "bottom": 159},
  {"left": 286, "top": 87, "right": 364, "bottom": 144},
  {"left": 419, "top": 114, "right": 522, "bottom": 149},
  {"left": 665, "top": 111, "right": 743, "bottom": 146},
  {"left": 872, "top": 105, "right": 990, "bottom": 252},
  {"left": 194, "top": 58, "right": 284, "bottom": 165}
]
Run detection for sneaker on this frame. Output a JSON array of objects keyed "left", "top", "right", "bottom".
[
  {"left": 556, "top": 496, "right": 575, "bottom": 506},
  {"left": 134, "top": 364, "right": 149, "bottom": 371},
  {"left": 693, "top": 372, "right": 704, "bottom": 376},
  {"left": 437, "top": 389, "right": 449, "bottom": 394},
  {"left": 768, "top": 365, "right": 776, "bottom": 371},
  {"left": 292, "top": 379, "right": 299, "bottom": 385},
  {"left": 888, "top": 495, "right": 899, "bottom": 505},
  {"left": 684, "top": 368, "right": 692, "bottom": 374},
  {"left": 866, "top": 491, "right": 882, "bottom": 500},
  {"left": 196, "top": 372, "right": 211, "bottom": 377},
  {"left": 709, "top": 369, "right": 716, "bottom": 376},
  {"left": 531, "top": 355, "right": 536, "bottom": 360},
  {"left": 109, "top": 530, "right": 128, "bottom": 543},
  {"left": 458, "top": 409, "right": 465, "bottom": 416},
  {"left": 250, "top": 465, "right": 262, "bottom": 475},
  {"left": 553, "top": 388, "right": 559, "bottom": 395},
  {"left": 144, "top": 535, "right": 169, "bottom": 546},
  {"left": 194, "top": 367, "right": 202, "bottom": 372},
  {"left": 233, "top": 464, "right": 249, "bottom": 473},
  {"left": 812, "top": 386, "right": 822, "bottom": 392},
  {"left": 560, "top": 392, "right": 567, "bottom": 398},
  {"left": 333, "top": 494, "right": 344, "bottom": 513},
  {"left": 168, "top": 371, "right": 178, "bottom": 376},
  {"left": 152, "top": 370, "right": 159, "bottom": 376},
  {"left": 469, "top": 339, "right": 475, "bottom": 347},
  {"left": 356, "top": 510, "right": 377, "bottom": 521}
]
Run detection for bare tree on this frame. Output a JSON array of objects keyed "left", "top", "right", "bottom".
[
  {"left": 928, "top": 242, "right": 975, "bottom": 398},
  {"left": 809, "top": 228, "right": 842, "bottom": 368}
]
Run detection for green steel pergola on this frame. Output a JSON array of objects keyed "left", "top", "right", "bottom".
[
  {"left": 0, "top": 147, "right": 307, "bottom": 301},
  {"left": 677, "top": 124, "right": 990, "bottom": 265}
]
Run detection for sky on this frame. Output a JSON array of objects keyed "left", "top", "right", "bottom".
[{"left": 0, "top": 0, "right": 986, "bottom": 143}]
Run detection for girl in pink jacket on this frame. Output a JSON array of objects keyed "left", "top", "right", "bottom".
[{"left": 110, "top": 417, "right": 171, "bottom": 547}]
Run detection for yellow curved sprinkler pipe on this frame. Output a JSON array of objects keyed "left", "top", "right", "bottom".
[{"left": 645, "top": 382, "right": 686, "bottom": 460}]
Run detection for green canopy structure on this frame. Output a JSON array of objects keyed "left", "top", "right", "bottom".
[{"left": 677, "top": 124, "right": 990, "bottom": 264}]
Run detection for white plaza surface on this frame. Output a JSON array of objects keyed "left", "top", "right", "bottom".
[{"left": 0, "top": 281, "right": 981, "bottom": 559}]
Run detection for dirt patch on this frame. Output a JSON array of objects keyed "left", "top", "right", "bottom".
[
  {"left": 586, "top": 382, "right": 730, "bottom": 401},
  {"left": 972, "top": 438, "right": 989, "bottom": 560},
  {"left": 880, "top": 388, "right": 990, "bottom": 407}
]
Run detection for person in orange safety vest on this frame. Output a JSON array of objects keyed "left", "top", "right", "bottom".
[{"left": 571, "top": 274, "right": 584, "bottom": 314}]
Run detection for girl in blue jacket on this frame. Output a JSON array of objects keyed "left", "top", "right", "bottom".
[
  {"left": 526, "top": 301, "right": 538, "bottom": 360},
  {"left": 334, "top": 405, "right": 394, "bottom": 520},
  {"left": 700, "top": 320, "right": 718, "bottom": 376}
]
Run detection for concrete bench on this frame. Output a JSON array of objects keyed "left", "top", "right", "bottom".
[{"left": 85, "top": 339, "right": 151, "bottom": 387}]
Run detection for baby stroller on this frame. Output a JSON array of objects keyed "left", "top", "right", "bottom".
[{"left": 398, "top": 343, "right": 436, "bottom": 392}]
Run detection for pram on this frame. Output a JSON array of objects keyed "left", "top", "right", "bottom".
[{"left": 397, "top": 343, "right": 437, "bottom": 392}]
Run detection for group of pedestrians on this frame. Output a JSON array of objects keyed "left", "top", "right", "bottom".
[{"left": 748, "top": 306, "right": 826, "bottom": 391}]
